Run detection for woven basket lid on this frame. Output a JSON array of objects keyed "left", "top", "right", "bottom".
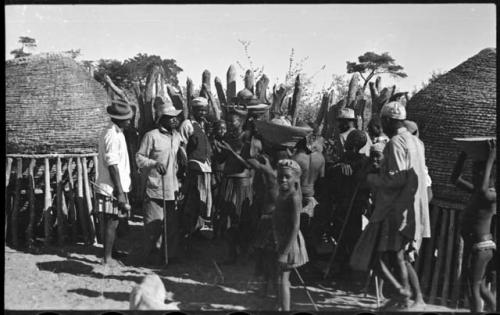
[
  {"left": 6, "top": 53, "right": 110, "bottom": 154},
  {"left": 406, "top": 48, "right": 496, "bottom": 207}
]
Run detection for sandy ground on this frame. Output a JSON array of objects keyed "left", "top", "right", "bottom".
[{"left": 5, "top": 215, "right": 468, "bottom": 312}]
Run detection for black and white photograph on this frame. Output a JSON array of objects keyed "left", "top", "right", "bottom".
[{"left": 4, "top": 3, "right": 497, "bottom": 312}]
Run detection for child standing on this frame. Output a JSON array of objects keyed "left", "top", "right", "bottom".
[
  {"left": 248, "top": 154, "right": 279, "bottom": 298},
  {"left": 451, "top": 139, "right": 496, "bottom": 312},
  {"left": 273, "top": 159, "right": 309, "bottom": 311}
]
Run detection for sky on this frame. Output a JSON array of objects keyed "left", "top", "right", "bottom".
[{"left": 5, "top": 4, "right": 496, "bottom": 95}]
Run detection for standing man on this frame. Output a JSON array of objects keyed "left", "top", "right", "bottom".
[
  {"left": 96, "top": 100, "right": 133, "bottom": 267},
  {"left": 136, "top": 97, "right": 183, "bottom": 265},
  {"left": 180, "top": 97, "right": 213, "bottom": 240},
  {"left": 364, "top": 102, "right": 431, "bottom": 309},
  {"left": 336, "top": 108, "right": 372, "bottom": 157},
  {"left": 291, "top": 135, "right": 325, "bottom": 253}
]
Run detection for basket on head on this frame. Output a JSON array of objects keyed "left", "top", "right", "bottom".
[{"left": 453, "top": 137, "right": 496, "bottom": 161}]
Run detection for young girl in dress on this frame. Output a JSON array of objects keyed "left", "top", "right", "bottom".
[{"left": 273, "top": 159, "right": 309, "bottom": 311}]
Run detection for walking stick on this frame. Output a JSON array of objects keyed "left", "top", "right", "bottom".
[
  {"left": 162, "top": 175, "right": 168, "bottom": 266},
  {"left": 323, "top": 183, "right": 360, "bottom": 279},
  {"left": 294, "top": 268, "right": 319, "bottom": 311}
]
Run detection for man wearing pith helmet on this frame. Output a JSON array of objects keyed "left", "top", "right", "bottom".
[
  {"left": 359, "top": 101, "right": 430, "bottom": 309},
  {"left": 179, "top": 97, "right": 213, "bottom": 242},
  {"left": 136, "top": 96, "right": 183, "bottom": 265},
  {"left": 96, "top": 99, "right": 133, "bottom": 267}
]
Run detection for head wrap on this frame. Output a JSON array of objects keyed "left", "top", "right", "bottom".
[
  {"left": 192, "top": 97, "right": 209, "bottom": 108},
  {"left": 370, "top": 142, "right": 386, "bottom": 153},
  {"left": 277, "top": 159, "right": 302, "bottom": 176},
  {"left": 404, "top": 120, "right": 419, "bottom": 135},
  {"left": 380, "top": 101, "right": 406, "bottom": 120}
]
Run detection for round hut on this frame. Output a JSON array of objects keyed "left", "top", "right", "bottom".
[
  {"left": 5, "top": 53, "right": 111, "bottom": 248},
  {"left": 407, "top": 47, "right": 496, "bottom": 208},
  {"left": 405, "top": 48, "right": 496, "bottom": 308}
]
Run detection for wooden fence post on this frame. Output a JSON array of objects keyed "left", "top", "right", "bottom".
[
  {"left": 5, "top": 158, "right": 13, "bottom": 241},
  {"left": 56, "top": 157, "right": 67, "bottom": 246},
  {"left": 82, "top": 157, "right": 97, "bottom": 244},
  {"left": 11, "top": 158, "right": 23, "bottom": 248},
  {"left": 429, "top": 209, "right": 449, "bottom": 303},
  {"left": 66, "top": 158, "right": 78, "bottom": 243},
  {"left": 76, "top": 158, "right": 90, "bottom": 243},
  {"left": 43, "top": 158, "right": 53, "bottom": 246},
  {"left": 26, "top": 158, "right": 36, "bottom": 248},
  {"left": 441, "top": 210, "right": 456, "bottom": 306},
  {"left": 420, "top": 204, "right": 440, "bottom": 292}
]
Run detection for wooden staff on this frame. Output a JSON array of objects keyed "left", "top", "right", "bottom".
[
  {"left": 11, "top": 158, "right": 23, "bottom": 248},
  {"left": 5, "top": 158, "right": 13, "bottom": 240},
  {"left": 82, "top": 157, "right": 97, "bottom": 244},
  {"left": 43, "top": 158, "right": 52, "bottom": 246},
  {"left": 66, "top": 158, "right": 78, "bottom": 243},
  {"left": 76, "top": 157, "right": 89, "bottom": 243},
  {"left": 429, "top": 209, "right": 449, "bottom": 304},
  {"left": 420, "top": 204, "right": 440, "bottom": 292},
  {"left": 162, "top": 176, "right": 168, "bottom": 266},
  {"left": 440, "top": 209, "right": 456, "bottom": 306},
  {"left": 26, "top": 158, "right": 36, "bottom": 248},
  {"left": 56, "top": 157, "right": 66, "bottom": 245}
]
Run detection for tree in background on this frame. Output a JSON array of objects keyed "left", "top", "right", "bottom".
[
  {"left": 10, "top": 36, "right": 37, "bottom": 58},
  {"left": 346, "top": 51, "right": 407, "bottom": 91},
  {"left": 93, "top": 53, "right": 183, "bottom": 90}
]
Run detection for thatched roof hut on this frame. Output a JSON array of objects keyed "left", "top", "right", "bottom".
[
  {"left": 407, "top": 48, "right": 496, "bottom": 208},
  {"left": 6, "top": 53, "right": 110, "bottom": 154}
]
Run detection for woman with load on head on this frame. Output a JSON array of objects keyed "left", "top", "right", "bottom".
[{"left": 450, "top": 139, "right": 496, "bottom": 313}]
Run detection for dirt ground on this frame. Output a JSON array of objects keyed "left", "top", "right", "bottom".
[{"left": 4, "top": 214, "right": 468, "bottom": 312}]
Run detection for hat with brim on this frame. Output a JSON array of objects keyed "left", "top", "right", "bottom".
[
  {"left": 107, "top": 100, "right": 134, "bottom": 120},
  {"left": 337, "top": 108, "right": 356, "bottom": 120}
]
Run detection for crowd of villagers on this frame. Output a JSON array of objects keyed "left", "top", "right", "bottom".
[{"left": 96, "top": 86, "right": 496, "bottom": 312}]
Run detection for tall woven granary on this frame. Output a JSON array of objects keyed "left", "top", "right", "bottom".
[{"left": 5, "top": 53, "right": 111, "bottom": 248}]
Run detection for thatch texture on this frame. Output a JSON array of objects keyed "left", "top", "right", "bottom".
[
  {"left": 407, "top": 48, "right": 496, "bottom": 208},
  {"left": 6, "top": 53, "right": 110, "bottom": 154}
]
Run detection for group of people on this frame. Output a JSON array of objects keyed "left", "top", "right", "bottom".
[{"left": 94, "top": 93, "right": 496, "bottom": 312}]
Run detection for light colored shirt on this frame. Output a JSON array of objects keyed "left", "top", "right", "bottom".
[
  {"left": 136, "top": 127, "right": 181, "bottom": 201},
  {"left": 96, "top": 122, "right": 131, "bottom": 196},
  {"left": 339, "top": 127, "right": 373, "bottom": 157},
  {"left": 179, "top": 119, "right": 212, "bottom": 172},
  {"left": 367, "top": 127, "right": 431, "bottom": 252}
]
